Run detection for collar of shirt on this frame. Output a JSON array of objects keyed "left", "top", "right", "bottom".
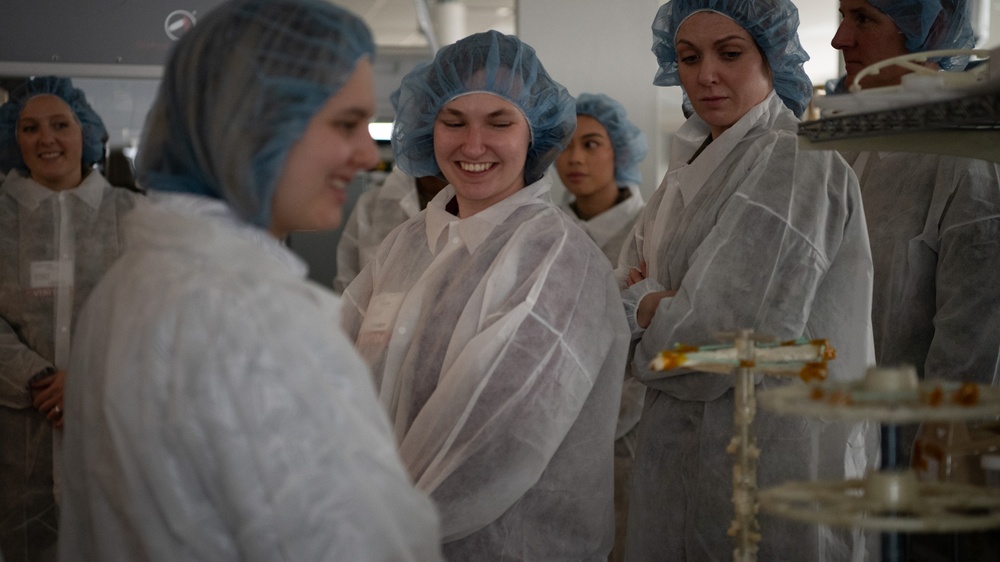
[
  {"left": 670, "top": 89, "right": 778, "bottom": 207},
  {"left": 560, "top": 184, "right": 644, "bottom": 246},
  {"left": 145, "top": 192, "right": 309, "bottom": 277},
  {"left": 376, "top": 168, "right": 421, "bottom": 217},
  {"left": 424, "top": 175, "right": 552, "bottom": 255},
  {"left": 3, "top": 169, "right": 109, "bottom": 211}
]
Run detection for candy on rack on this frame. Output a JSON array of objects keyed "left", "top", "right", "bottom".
[{"left": 648, "top": 338, "right": 835, "bottom": 381}]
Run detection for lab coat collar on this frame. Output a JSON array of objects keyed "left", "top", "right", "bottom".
[
  {"left": 2, "top": 169, "right": 109, "bottom": 211},
  {"left": 671, "top": 90, "right": 779, "bottom": 207},
  {"left": 562, "top": 184, "right": 644, "bottom": 247},
  {"left": 140, "top": 192, "right": 309, "bottom": 277},
  {"left": 376, "top": 168, "right": 421, "bottom": 218},
  {"left": 425, "top": 175, "right": 552, "bottom": 254}
]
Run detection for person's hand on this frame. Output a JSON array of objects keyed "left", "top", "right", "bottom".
[
  {"left": 30, "top": 370, "right": 66, "bottom": 429},
  {"left": 626, "top": 261, "right": 648, "bottom": 288},
  {"left": 636, "top": 290, "right": 676, "bottom": 329}
]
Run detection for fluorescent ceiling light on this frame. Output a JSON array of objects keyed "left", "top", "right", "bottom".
[{"left": 369, "top": 122, "right": 393, "bottom": 141}]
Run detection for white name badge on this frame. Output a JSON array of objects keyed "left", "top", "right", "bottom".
[{"left": 30, "top": 261, "right": 73, "bottom": 289}]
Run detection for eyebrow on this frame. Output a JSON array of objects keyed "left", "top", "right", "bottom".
[
  {"left": 581, "top": 132, "right": 606, "bottom": 141},
  {"left": 842, "top": 7, "right": 874, "bottom": 17},
  {"left": 676, "top": 35, "right": 750, "bottom": 48},
  {"left": 339, "top": 107, "right": 372, "bottom": 119},
  {"left": 440, "top": 107, "right": 517, "bottom": 118}
]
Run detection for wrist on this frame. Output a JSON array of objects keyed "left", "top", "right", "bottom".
[{"left": 28, "top": 366, "right": 56, "bottom": 387}]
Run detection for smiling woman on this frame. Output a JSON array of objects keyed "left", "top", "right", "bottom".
[
  {"left": 55, "top": 0, "right": 442, "bottom": 559},
  {"left": 432, "top": 93, "right": 530, "bottom": 217},
  {"left": 0, "top": 76, "right": 142, "bottom": 562},
  {"left": 342, "top": 30, "right": 631, "bottom": 560}
]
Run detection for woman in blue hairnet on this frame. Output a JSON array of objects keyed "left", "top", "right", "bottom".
[
  {"left": 57, "top": 1, "right": 442, "bottom": 559},
  {"left": 342, "top": 30, "right": 630, "bottom": 560},
  {"left": 0, "top": 76, "right": 142, "bottom": 562},
  {"left": 619, "top": 1, "right": 878, "bottom": 560},
  {"left": 554, "top": 92, "right": 647, "bottom": 562}
]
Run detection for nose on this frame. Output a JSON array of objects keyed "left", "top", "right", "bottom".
[
  {"left": 831, "top": 20, "right": 853, "bottom": 50},
  {"left": 565, "top": 143, "right": 584, "bottom": 164},
  {"left": 354, "top": 131, "right": 380, "bottom": 170},
  {"left": 697, "top": 58, "right": 719, "bottom": 86},
  {"left": 38, "top": 123, "right": 57, "bottom": 143},
  {"left": 461, "top": 125, "right": 487, "bottom": 157}
]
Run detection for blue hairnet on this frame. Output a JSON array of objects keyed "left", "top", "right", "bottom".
[
  {"left": 136, "top": 0, "right": 374, "bottom": 228},
  {"left": 869, "top": 0, "right": 975, "bottom": 70},
  {"left": 0, "top": 76, "right": 108, "bottom": 175},
  {"left": 651, "top": 0, "right": 812, "bottom": 118},
  {"left": 574, "top": 93, "right": 648, "bottom": 186},
  {"left": 391, "top": 30, "right": 576, "bottom": 185}
]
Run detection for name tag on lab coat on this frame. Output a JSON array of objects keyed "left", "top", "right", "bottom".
[
  {"left": 30, "top": 261, "right": 73, "bottom": 288},
  {"left": 358, "top": 292, "right": 404, "bottom": 347}
]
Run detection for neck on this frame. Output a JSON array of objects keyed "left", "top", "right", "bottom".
[
  {"left": 36, "top": 168, "right": 85, "bottom": 192},
  {"left": 573, "top": 182, "right": 620, "bottom": 220}
]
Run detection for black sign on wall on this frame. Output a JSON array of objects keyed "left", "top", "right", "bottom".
[{"left": 0, "top": 1, "right": 225, "bottom": 77}]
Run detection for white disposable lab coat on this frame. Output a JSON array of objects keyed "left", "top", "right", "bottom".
[
  {"left": 619, "top": 92, "right": 876, "bottom": 562},
  {"left": 845, "top": 150, "right": 1000, "bottom": 386},
  {"left": 343, "top": 176, "right": 629, "bottom": 561},
  {"left": 335, "top": 168, "right": 419, "bottom": 292},
  {"left": 59, "top": 194, "right": 442, "bottom": 562},
  {"left": 0, "top": 170, "right": 140, "bottom": 562},
  {"left": 559, "top": 184, "right": 646, "bottom": 438}
]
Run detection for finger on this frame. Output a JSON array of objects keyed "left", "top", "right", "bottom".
[
  {"left": 32, "top": 390, "right": 56, "bottom": 410},
  {"left": 46, "top": 404, "right": 63, "bottom": 422}
]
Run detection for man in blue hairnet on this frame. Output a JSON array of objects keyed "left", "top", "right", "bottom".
[
  {"left": 832, "top": 1, "right": 1000, "bottom": 559},
  {"left": 832, "top": 0, "right": 1000, "bottom": 431}
]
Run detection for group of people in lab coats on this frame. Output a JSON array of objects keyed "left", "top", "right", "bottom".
[{"left": 1, "top": 0, "right": 997, "bottom": 561}]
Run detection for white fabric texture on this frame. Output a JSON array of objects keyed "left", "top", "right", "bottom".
[
  {"left": 342, "top": 176, "right": 629, "bottom": 561},
  {"left": 59, "top": 194, "right": 442, "bottom": 562},
  {"left": 845, "top": 150, "right": 1000, "bottom": 386},
  {"left": 0, "top": 170, "right": 140, "bottom": 562},
  {"left": 557, "top": 183, "right": 646, "bottom": 439},
  {"left": 618, "top": 92, "right": 877, "bottom": 562},
  {"left": 334, "top": 168, "right": 420, "bottom": 292}
]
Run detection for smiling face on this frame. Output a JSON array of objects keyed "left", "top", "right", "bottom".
[
  {"left": 269, "top": 57, "right": 379, "bottom": 239},
  {"left": 675, "top": 11, "right": 773, "bottom": 139},
  {"left": 556, "top": 115, "right": 617, "bottom": 201},
  {"left": 832, "top": 0, "right": 911, "bottom": 90},
  {"left": 433, "top": 93, "right": 530, "bottom": 218},
  {"left": 16, "top": 95, "right": 85, "bottom": 191}
]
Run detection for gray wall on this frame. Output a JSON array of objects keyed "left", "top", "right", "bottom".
[{"left": 518, "top": 0, "right": 678, "bottom": 200}]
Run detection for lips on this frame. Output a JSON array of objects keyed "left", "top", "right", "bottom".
[
  {"left": 565, "top": 172, "right": 587, "bottom": 183},
  {"left": 700, "top": 96, "right": 728, "bottom": 108}
]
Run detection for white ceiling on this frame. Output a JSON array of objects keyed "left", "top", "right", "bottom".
[{"left": 336, "top": 0, "right": 516, "bottom": 48}]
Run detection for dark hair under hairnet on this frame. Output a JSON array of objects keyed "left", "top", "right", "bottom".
[
  {"left": 651, "top": 0, "right": 812, "bottom": 118},
  {"left": 391, "top": 30, "right": 576, "bottom": 185},
  {"left": 575, "top": 93, "right": 648, "bottom": 186},
  {"left": 135, "top": 0, "right": 374, "bottom": 228},
  {"left": 0, "top": 76, "right": 108, "bottom": 175},
  {"left": 869, "top": 0, "right": 975, "bottom": 70}
]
